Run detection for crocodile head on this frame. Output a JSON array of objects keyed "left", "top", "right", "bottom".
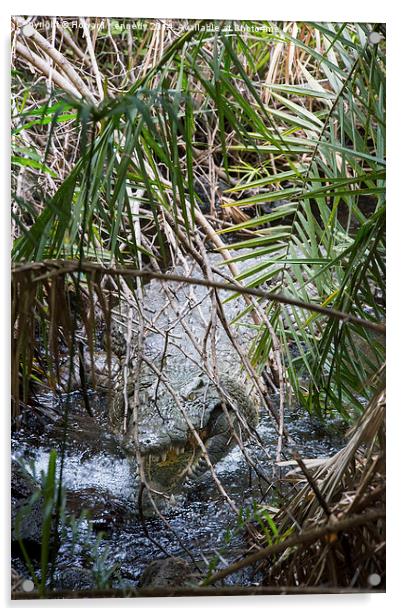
[
  {"left": 112, "top": 370, "right": 259, "bottom": 494},
  {"left": 98, "top": 255, "right": 264, "bottom": 498}
]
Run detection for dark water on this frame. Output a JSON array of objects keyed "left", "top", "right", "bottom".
[{"left": 12, "top": 391, "right": 346, "bottom": 591}]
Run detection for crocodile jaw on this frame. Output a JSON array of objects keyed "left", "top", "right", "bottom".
[
  {"left": 138, "top": 396, "right": 224, "bottom": 492},
  {"left": 142, "top": 444, "right": 205, "bottom": 491},
  {"left": 115, "top": 375, "right": 259, "bottom": 494}
]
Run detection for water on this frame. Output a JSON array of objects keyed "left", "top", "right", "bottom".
[
  {"left": 12, "top": 392, "right": 346, "bottom": 591},
  {"left": 20, "top": 450, "right": 135, "bottom": 502}
]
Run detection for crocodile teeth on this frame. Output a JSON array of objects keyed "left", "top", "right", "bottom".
[
  {"left": 191, "top": 462, "right": 199, "bottom": 473},
  {"left": 161, "top": 451, "right": 167, "bottom": 462}
]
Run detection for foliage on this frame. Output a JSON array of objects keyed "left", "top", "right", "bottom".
[
  {"left": 14, "top": 450, "right": 120, "bottom": 595},
  {"left": 11, "top": 19, "right": 385, "bottom": 419},
  {"left": 14, "top": 450, "right": 59, "bottom": 596}
]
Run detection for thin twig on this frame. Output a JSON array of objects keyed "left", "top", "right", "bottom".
[
  {"left": 293, "top": 451, "right": 332, "bottom": 518},
  {"left": 13, "top": 41, "right": 82, "bottom": 100}
]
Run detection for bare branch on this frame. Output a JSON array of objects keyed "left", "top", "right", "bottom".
[
  {"left": 14, "top": 260, "right": 386, "bottom": 335},
  {"left": 202, "top": 509, "right": 385, "bottom": 586}
]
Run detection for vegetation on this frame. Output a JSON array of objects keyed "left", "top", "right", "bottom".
[{"left": 11, "top": 17, "right": 385, "bottom": 596}]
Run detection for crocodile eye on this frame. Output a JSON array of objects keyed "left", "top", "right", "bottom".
[{"left": 181, "top": 376, "right": 206, "bottom": 400}]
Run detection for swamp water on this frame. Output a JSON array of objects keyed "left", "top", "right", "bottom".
[{"left": 12, "top": 390, "right": 345, "bottom": 591}]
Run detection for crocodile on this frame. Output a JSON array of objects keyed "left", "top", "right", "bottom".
[
  {"left": 54, "top": 253, "right": 262, "bottom": 502},
  {"left": 100, "top": 254, "right": 261, "bottom": 499}
]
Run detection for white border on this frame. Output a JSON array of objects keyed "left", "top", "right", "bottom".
[{"left": 2, "top": 1, "right": 400, "bottom": 614}]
